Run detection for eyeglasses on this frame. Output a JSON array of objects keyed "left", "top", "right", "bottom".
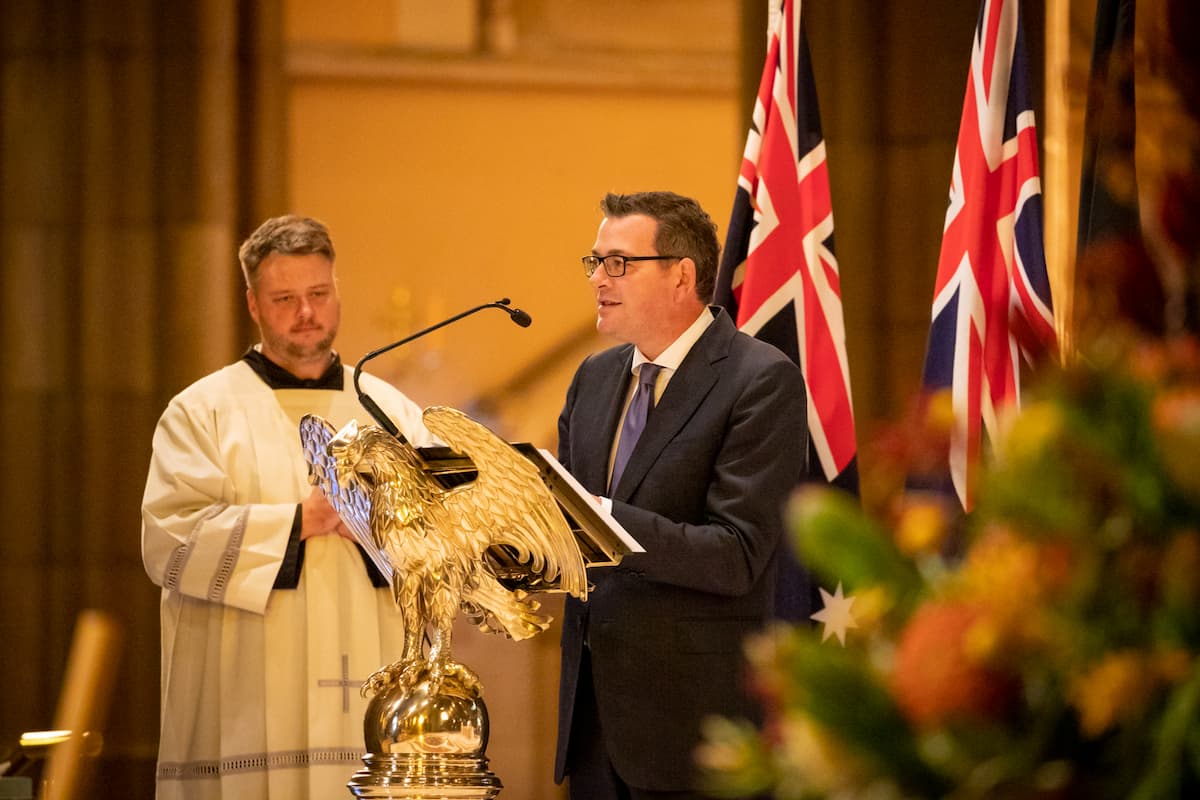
[{"left": 581, "top": 254, "right": 681, "bottom": 278}]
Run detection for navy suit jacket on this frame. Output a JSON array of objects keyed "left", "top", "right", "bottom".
[{"left": 554, "top": 308, "right": 809, "bottom": 791}]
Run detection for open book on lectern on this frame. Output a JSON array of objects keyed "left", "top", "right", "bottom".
[
  {"left": 411, "top": 443, "right": 644, "bottom": 592},
  {"left": 300, "top": 413, "right": 643, "bottom": 594}
]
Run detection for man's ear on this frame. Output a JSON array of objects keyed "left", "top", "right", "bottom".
[
  {"left": 246, "top": 287, "right": 260, "bottom": 325},
  {"left": 676, "top": 257, "right": 697, "bottom": 296}
]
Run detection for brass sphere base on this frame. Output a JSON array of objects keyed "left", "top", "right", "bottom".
[
  {"left": 347, "top": 753, "right": 501, "bottom": 799},
  {"left": 348, "top": 667, "right": 502, "bottom": 798}
]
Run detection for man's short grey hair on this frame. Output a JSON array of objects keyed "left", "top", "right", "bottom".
[{"left": 238, "top": 215, "right": 336, "bottom": 288}]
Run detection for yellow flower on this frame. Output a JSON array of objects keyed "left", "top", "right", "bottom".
[
  {"left": 695, "top": 717, "right": 761, "bottom": 773},
  {"left": 959, "top": 527, "right": 1039, "bottom": 617},
  {"left": 955, "top": 526, "right": 1072, "bottom": 660},
  {"left": 925, "top": 389, "right": 956, "bottom": 435},
  {"left": 996, "top": 401, "right": 1063, "bottom": 464},
  {"left": 1069, "top": 651, "right": 1155, "bottom": 738},
  {"left": 775, "top": 716, "right": 867, "bottom": 794},
  {"left": 895, "top": 498, "right": 949, "bottom": 555},
  {"left": 848, "top": 585, "right": 892, "bottom": 633},
  {"left": 695, "top": 717, "right": 774, "bottom": 797},
  {"left": 963, "top": 615, "right": 1002, "bottom": 664}
]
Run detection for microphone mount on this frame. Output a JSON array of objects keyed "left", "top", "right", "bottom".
[{"left": 353, "top": 297, "right": 532, "bottom": 439}]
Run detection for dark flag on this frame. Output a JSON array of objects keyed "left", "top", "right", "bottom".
[
  {"left": 714, "top": 0, "right": 857, "bottom": 620},
  {"left": 1074, "top": 0, "right": 1169, "bottom": 335},
  {"left": 1077, "top": 0, "right": 1140, "bottom": 254},
  {"left": 919, "top": 0, "right": 1058, "bottom": 511}
]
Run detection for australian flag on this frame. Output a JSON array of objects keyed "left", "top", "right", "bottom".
[
  {"left": 714, "top": 0, "right": 857, "bottom": 620},
  {"left": 920, "top": 0, "right": 1058, "bottom": 511}
]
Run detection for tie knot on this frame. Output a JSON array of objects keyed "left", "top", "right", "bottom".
[{"left": 638, "top": 363, "right": 662, "bottom": 389}]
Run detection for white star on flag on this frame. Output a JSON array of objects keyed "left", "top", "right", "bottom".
[{"left": 810, "top": 581, "right": 858, "bottom": 645}]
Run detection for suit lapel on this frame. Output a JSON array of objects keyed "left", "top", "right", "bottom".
[{"left": 611, "top": 312, "right": 734, "bottom": 501}]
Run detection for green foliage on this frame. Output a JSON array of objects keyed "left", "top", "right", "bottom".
[
  {"left": 699, "top": 338, "right": 1200, "bottom": 799},
  {"left": 789, "top": 486, "right": 925, "bottom": 616}
]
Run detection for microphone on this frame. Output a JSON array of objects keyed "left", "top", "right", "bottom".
[
  {"left": 508, "top": 306, "right": 533, "bottom": 328},
  {"left": 353, "top": 297, "right": 533, "bottom": 439}
]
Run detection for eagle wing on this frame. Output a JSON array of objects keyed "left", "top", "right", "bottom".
[
  {"left": 299, "top": 414, "right": 394, "bottom": 583},
  {"left": 421, "top": 406, "right": 588, "bottom": 601}
]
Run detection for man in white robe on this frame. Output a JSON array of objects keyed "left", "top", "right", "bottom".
[{"left": 142, "top": 215, "right": 431, "bottom": 799}]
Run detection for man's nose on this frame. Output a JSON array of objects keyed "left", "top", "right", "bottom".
[{"left": 589, "top": 267, "right": 609, "bottom": 289}]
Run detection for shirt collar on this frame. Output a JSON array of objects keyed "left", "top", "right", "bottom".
[{"left": 630, "top": 306, "right": 716, "bottom": 374}]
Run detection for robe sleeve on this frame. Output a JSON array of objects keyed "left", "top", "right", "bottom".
[{"left": 141, "top": 391, "right": 295, "bottom": 615}]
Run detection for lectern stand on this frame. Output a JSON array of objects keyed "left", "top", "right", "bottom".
[{"left": 302, "top": 415, "right": 640, "bottom": 799}]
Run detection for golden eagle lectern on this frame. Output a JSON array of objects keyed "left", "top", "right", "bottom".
[{"left": 300, "top": 406, "right": 589, "bottom": 798}]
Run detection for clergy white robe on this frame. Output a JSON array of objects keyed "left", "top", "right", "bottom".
[{"left": 142, "top": 361, "right": 432, "bottom": 799}]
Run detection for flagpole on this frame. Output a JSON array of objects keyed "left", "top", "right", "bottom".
[
  {"left": 737, "top": 0, "right": 769, "bottom": 140},
  {"left": 1044, "top": 0, "right": 1074, "bottom": 360}
]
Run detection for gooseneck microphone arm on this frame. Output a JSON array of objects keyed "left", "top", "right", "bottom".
[{"left": 353, "top": 297, "right": 533, "bottom": 439}]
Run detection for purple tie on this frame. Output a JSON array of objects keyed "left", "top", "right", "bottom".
[{"left": 609, "top": 363, "right": 662, "bottom": 493}]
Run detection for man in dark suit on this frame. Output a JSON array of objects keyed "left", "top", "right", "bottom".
[{"left": 555, "top": 191, "right": 809, "bottom": 799}]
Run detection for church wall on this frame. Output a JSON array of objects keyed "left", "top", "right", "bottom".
[{"left": 288, "top": 81, "right": 740, "bottom": 437}]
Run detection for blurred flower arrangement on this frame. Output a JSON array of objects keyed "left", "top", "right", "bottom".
[
  {"left": 698, "top": 336, "right": 1200, "bottom": 799},
  {"left": 696, "top": 4, "right": 1200, "bottom": 797}
]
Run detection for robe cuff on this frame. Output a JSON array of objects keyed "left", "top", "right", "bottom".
[
  {"left": 356, "top": 545, "right": 390, "bottom": 588},
  {"left": 272, "top": 505, "right": 306, "bottom": 589},
  {"left": 272, "top": 506, "right": 388, "bottom": 589}
]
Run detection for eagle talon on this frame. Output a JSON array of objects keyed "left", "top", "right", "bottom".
[
  {"left": 440, "top": 660, "right": 482, "bottom": 694},
  {"left": 361, "top": 660, "right": 423, "bottom": 697},
  {"left": 360, "top": 659, "right": 482, "bottom": 699}
]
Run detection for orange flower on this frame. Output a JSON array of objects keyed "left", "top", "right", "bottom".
[
  {"left": 891, "top": 601, "right": 1019, "bottom": 728},
  {"left": 1153, "top": 388, "right": 1200, "bottom": 500},
  {"left": 1152, "top": 386, "right": 1200, "bottom": 430},
  {"left": 1036, "top": 539, "right": 1077, "bottom": 595}
]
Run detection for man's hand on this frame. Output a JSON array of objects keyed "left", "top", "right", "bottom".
[{"left": 300, "top": 487, "right": 355, "bottom": 542}]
